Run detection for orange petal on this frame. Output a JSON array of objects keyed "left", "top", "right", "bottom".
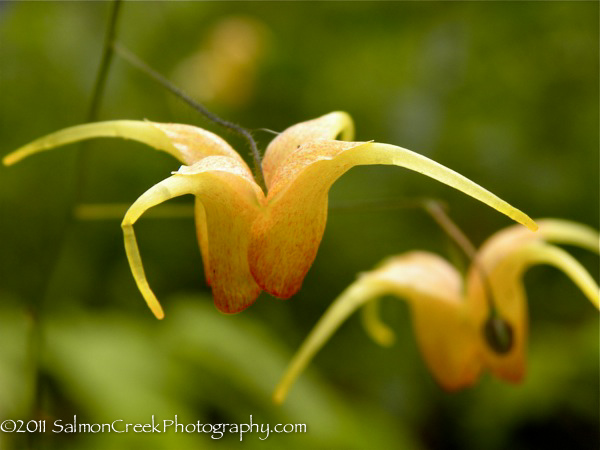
[
  {"left": 261, "top": 112, "right": 354, "bottom": 188},
  {"left": 367, "top": 253, "right": 483, "bottom": 390},
  {"left": 175, "top": 157, "right": 264, "bottom": 313},
  {"left": 273, "top": 251, "right": 479, "bottom": 404},
  {"left": 123, "top": 156, "right": 263, "bottom": 316},
  {"left": 250, "top": 139, "right": 537, "bottom": 299}
]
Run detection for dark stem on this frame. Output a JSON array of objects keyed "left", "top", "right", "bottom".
[
  {"left": 422, "top": 200, "right": 478, "bottom": 261},
  {"left": 422, "top": 200, "right": 497, "bottom": 307},
  {"left": 423, "top": 200, "right": 513, "bottom": 354},
  {"left": 87, "top": 0, "right": 123, "bottom": 121},
  {"left": 112, "top": 42, "right": 267, "bottom": 193},
  {"left": 26, "top": 2, "right": 123, "bottom": 448},
  {"left": 423, "top": 200, "right": 494, "bottom": 304}
]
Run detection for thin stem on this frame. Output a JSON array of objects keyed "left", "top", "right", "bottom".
[
  {"left": 422, "top": 201, "right": 493, "bottom": 300},
  {"left": 87, "top": 0, "right": 123, "bottom": 121},
  {"left": 422, "top": 201, "right": 492, "bottom": 297},
  {"left": 113, "top": 42, "right": 267, "bottom": 193},
  {"left": 73, "top": 0, "right": 123, "bottom": 207},
  {"left": 422, "top": 200, "right": 511, "bottom": 352},
  {"left": 26, "top": 1, "right": 123, "bottom": 447},
  {"left": 423, "top": 200, "right": 478, "bottom": 261}
]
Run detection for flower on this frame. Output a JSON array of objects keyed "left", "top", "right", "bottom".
[
  {"left": 4, "top": 112, "right": 536, "bottom": 319},
  {"left": 273, "top": 219, "right": 599, "bottom": 404}
]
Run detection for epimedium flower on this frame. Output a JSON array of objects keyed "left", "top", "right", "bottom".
[
  {"left": 273, "top": 219, "right": 599, "bottom": 404},
  {"left": 4, "top": 112, "right": 537, "bottom": 319}
]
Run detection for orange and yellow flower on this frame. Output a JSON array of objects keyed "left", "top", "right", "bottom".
[
  {"left": 273, "top": 219, "right": 599, "bottom": 403},
  {"left": 4, "top": 112, "right": 536, "bottom": 318}
]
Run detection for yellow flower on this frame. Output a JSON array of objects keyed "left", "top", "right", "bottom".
[
  {"left": 4, "top": 112, "right": 536, "bottom": 319},
  {"left": 273, "top": 219, "right": 599, "bottom": 404}
]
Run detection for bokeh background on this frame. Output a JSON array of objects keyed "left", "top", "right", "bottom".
[{"left": 0, "top": 2, "right": 598, "bottom": 449}]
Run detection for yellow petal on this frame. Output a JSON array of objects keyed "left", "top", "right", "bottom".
[
  {"left": 361, "top": 299, "right": 396, "bottom": 347},
  {"left": 476, "top": 219, "right": 599, "bottom": 272},
  {"left": 472, "top": 219, "right": 599, "bottom": 317},
  {"left": 523, "top": 243, "right": 599, "bottom": 308},
  {"left": 251, "top": 139, "right": 537, "bottom": 299},
  {"left": 3, "top": 120, "right": 250, "bottom": 167},
  {"left": 123, "top": 156, "right": 263, "bottom": 317},
  {"left": 537, "top": 219, "right": 600, "bottom": 254},
  {"left": 483, "top": 239, "right": 599, "bottom": 336},
  {"left": 121, "top": 175, "right": 193, "bottom": 319},
  {"left": 261, "top": 111, "right": 355, "bottom": 188}
]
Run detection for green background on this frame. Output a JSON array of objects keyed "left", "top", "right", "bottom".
[{"left": 0, "top": 2, "right": 598, "bottom": 449}]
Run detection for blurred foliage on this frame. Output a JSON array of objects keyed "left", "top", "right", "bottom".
[{"left": 0, "top": 2, "right": 598, "bottom": 449}]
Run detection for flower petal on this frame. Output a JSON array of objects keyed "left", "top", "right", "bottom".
[
  {"left": 466, "top": 265, "right": 526, "bottom": 383},
  {"left": 251, "top": 140, "right": 537, "bottom": 299},
  {"left": 538, "top": 219, "right": 600, "bottom": 254},
  {"left": 261, "top": 111, "right": 354, "bottom": 188},
  {"left": 366, "top": 252, "right": 483, "bottom": 390},
  {"left": 194, "top": 201, "right": 211, "bottom": 285},
  {"left": 123, "top": 156, "right": 263, "bottom": 317},
  {"left": 476, "top": 219, "right": 599, "bottom": 272},
  {"left": 361, "top": 300, "right": 396, "bottom": 347},
  {"left": 122, "top": 175, "right": 192, "bottom": 319},
  {"left": 520, "top": 243, "right": 599, "bottom": 308},
  {"left": 273, "top": 251, "right": 477, "bottom": 404},
  {"left": 468, "top": 220, "right": 599, "bottom": 382},
  {"left": 150, "top": 122, "right": 249, "bottom": 166},
  {"left": 3, "top": 120, "right": 251, "bottom": 169}
]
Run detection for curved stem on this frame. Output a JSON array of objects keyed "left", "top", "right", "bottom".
[{"left": 113, "top": 42, "right": 267, "bottom": 193}]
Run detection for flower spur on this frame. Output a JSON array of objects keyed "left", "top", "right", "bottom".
[
  {"left": 3, "top": 112, "right": 537, "bottom": 318},
  {"left": 273, "top": 219, "right": 599, "bottom": 403}
]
